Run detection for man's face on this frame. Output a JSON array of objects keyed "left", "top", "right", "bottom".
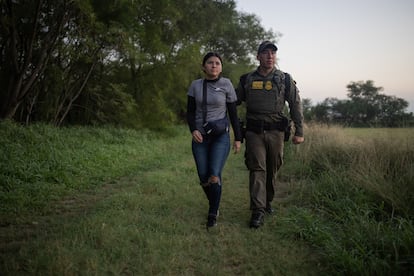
[{"left": 257, "top": 48, "right": 276, "bottom": 69}]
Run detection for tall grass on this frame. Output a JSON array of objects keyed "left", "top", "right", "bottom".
[
  {"left": 280, "top": 124, "right": 414, "bottom": 275},
  {"left": 1, "top": 121, "right": 412, "bottom": 275},
  {"left": 0, "top": 120, "right": 176, "bottom": 218}
]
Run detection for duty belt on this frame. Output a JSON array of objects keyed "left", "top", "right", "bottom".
[{"left": 246, "top": 119, "right": 285, "bottom": 133}]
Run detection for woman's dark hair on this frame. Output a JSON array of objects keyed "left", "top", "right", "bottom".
[{"left": 202, "top": 52, "right": 223, "bottom": 66}]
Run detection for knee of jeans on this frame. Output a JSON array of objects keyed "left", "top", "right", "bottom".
[{"left": 209, "top": 175, "right": 219, "bottom": 184}]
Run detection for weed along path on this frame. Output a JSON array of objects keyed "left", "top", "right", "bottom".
[{"left": 1, "top": 159, "right": 320, "bottom": 275}]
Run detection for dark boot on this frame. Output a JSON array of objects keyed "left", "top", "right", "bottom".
[
  {"left": 265, "top": 202, "right": 274, "bottom": 214},
  {"left": 249, "top": 212, "right": 264, "bottom": 229},
  {"left": 207, "top": 214, "right": 217, "bottom": 228}
]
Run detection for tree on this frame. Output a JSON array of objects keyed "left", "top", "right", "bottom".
[
  {"left": 308, "top": 80, "right": 413, "bottom": 127},
  {"left": 376, "top": 94, "right": 411, "bottom": 127},
  {"left": 301, "top": 98, "right": 313, "bottom": 122},
  {"left": 0, "top": 0, "right": 73, "bottom": 119},
  {"left": 345, "top": 80, "right": 411, "bottom": 126},
  {"left": 101, "top": 0, "right": 276, "bottom": 128},
  {"left": 345, "top": 80, "right": 382, "bottom": 125},
  {"left": 0, "top": 0, "right": 278, "bottom": 127}
]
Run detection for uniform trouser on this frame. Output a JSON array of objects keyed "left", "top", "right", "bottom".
[
  {"left": 192, "top": 132, "right": 230, "bottom": 216},
  {"left": 245, "top": 130, "right": 284, "bottom": 214}
]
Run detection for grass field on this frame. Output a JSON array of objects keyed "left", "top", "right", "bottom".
[{"left": 0, "top": 121, "right": 413, "bottom": 275}]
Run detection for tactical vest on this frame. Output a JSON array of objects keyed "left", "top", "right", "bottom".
[{"left": 242, "top": 70, "right": 290, "bottom": 114}]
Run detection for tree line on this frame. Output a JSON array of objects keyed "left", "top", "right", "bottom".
[
  {"left": 1, "top": 0, "right": 412, "bottom": 128},
  {"left": 303, "top": 80, "right": 413, "bottom": 127},
  {"left": 1, "top": 0, "right": 273, "bottom": 128}
]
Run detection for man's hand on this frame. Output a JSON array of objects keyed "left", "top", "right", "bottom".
[{"left": 292, "top": 135, "right": 304, "bottom": 145}]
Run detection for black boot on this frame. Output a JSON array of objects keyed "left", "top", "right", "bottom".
[
  {"left": 265, "top": 202, "right": 274, "bottom": 214},
  {"left": 249, "top": 212, "right": 264, "bottom": 229},
  {"left": 206, "top": 182, "right": 221, "bottom": 228},
  {"left": 207, "top": 214, "right": 217, "bottom": 228}
]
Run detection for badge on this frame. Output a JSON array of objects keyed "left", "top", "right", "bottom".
[
  {"left": 252, "top": 81, "right": 263, "bottom": 89},
  {"left": 265, "top": 81, "right": 272, "bottom": 91}
]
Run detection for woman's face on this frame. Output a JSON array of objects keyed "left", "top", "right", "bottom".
[{"left": 203, "top": 56, "right": 222, "bottom": 79}]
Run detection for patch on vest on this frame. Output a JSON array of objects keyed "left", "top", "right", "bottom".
[
  {"left": 251, "top": 81, "right": 263, "bottom": 89},
  {"left": 265, "top": 81, "right": 272, "bottom": 91}
]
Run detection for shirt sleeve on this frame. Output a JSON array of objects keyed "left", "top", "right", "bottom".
[
  {"left": 223, "top": 78, "right": 242, "bottom": 141},
  {"left": 285, "top": 74, "right": 304, "bottom": 137},
  {"left": 186, "top": 95, "right": 197, "bottom": 133},
  {"left": 225, "top": 78, "right": 237, "bottom": 103},
  {"left": 227, "top": 102, "right": 242, "bottom": 141}
]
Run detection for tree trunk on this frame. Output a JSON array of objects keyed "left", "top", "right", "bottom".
[
  {"left": 54, "top": 50, "right": 100, "bottom": 127},
  {"left": 0, "top": 0, "right": 68, "bottom": 120}
]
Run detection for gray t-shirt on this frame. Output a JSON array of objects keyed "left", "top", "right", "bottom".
[{"left": 187, "top": 77, "right": 237, "bottom": 132}]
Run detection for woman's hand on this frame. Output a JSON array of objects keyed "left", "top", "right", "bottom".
[
  {"left": 233, "top": 141, "right": 241, "bottom": 154},
  {"left": 192, "top": 130, "right": 203, "bottom": 143}
]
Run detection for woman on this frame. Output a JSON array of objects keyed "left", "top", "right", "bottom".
[{"left": 186, "top": 52, "right": 242, "bottom": 228}]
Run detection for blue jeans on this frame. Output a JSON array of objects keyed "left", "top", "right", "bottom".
[{"left": 192, "top": 132, "right": 230, "bottom": 216}]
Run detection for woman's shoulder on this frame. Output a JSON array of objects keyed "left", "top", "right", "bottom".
[
  {"left": 219, "top": 77, "right": 232, "bottom": 82},
  {"left": 188, "top": 79, "right": 203, "bottom": 96},
  {"left": 218, "top": 77, "right": 234, "bottom": 86},
  {"left": 189, "top": 78, "right": 203, "bottom": 89},
  {"left": 218, "top": 77, "right": 236, "bottom": 94},
  {"left": 191, "top": 78, "right": 203, "bottom": 84}
]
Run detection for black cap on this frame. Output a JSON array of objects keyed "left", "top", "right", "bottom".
[{"left": 257, "top": 41, "right": 278, "bottom": 54}]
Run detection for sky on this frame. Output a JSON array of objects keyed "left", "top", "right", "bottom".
[{"left": 235, "top": 0, "right": 414, "bottom": 112}]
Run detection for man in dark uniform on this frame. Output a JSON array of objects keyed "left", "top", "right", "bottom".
[{"left": 236, "top": 41, "right": 305, "bottom": 228}]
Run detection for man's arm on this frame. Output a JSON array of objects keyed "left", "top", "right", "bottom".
[{"left": 285, "top": 75, "right": 304, "bottom": 138}]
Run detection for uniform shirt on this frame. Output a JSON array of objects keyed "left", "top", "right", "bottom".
[{"left": 236, "top": 68, "right": 304, "bottom": 137}]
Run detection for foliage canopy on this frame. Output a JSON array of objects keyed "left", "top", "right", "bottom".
[{"left": 0, "top": 0, "right": 275, "bottom": 128}]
